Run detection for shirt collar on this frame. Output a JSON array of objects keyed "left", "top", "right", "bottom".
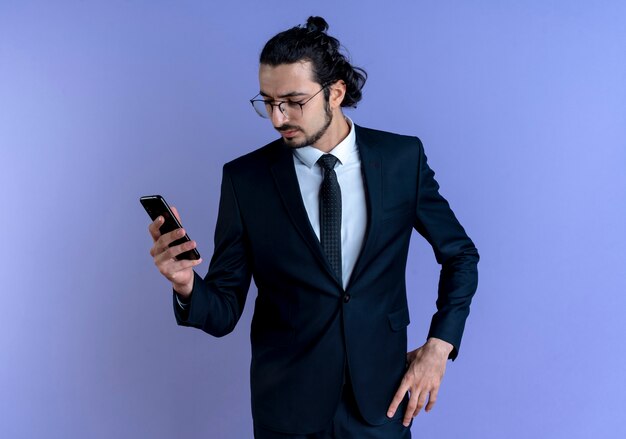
[{"left": 293, "top": 116, "right": 356, "bottom": 169}]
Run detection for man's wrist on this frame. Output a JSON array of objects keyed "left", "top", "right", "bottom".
[
  {"left": 426, "top": 337, "right": 454, "bottom": 357},
  {"left": 173, "top": 277, "right": 194, "bottom": 309},
  {"left": 173, "top": 277, "right": 194, "bottom": 298},
  {"left": 174, "top": 287, "right": 192, "bottom": 298}
]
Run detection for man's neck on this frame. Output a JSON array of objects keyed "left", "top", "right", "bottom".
[{"left": 312, "top": 112, "right": 351, "bottom": 153}]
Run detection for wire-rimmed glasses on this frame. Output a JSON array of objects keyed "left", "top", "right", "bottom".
[{"left": 249, "top": 85, "right": 328, "bottom": 119}]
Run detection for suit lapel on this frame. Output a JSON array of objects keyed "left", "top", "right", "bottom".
[
  {"left": 347, "top": 125, "right": 383, "bottom": 289},
  {"left": 270, "top": 142, "right": 343, "bottom": 289},
  {"left": 268, "top": 126, "right": 384, "bottom": 291}
]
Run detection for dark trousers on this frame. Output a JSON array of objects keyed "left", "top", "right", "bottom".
[{"left": 253, "top": 378, "right": 412, "bottom": 439}]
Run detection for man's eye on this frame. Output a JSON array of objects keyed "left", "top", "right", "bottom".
[{"left": 285, "top": 101, "right": 303, "bottom": 107}]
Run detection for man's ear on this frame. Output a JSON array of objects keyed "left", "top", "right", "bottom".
[{"left": 329, "top": 80, "right": 347, "bottom": 109}]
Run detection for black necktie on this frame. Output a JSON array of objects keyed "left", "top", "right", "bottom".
[{"left": 318, "top": 154, "right": 342, "bottom": 283}]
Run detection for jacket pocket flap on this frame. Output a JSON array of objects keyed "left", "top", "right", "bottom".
[{"left": 388, "top": 307, "right": 410, "bottom": 331}]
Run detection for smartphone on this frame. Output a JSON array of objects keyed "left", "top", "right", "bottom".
[{"left": 140, "top": 195, "right": 201, "bottom": 260}]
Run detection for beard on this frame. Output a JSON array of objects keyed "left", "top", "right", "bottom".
[{"left": 278, "top": 102, "right": 333, "bottom": 149}]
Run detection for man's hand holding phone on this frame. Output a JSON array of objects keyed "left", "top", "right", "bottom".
[{"left": 148, "top": 205, "right": 202, "bottom": 297}]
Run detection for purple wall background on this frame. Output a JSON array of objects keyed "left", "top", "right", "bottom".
[{"left": 1, "top": 1, "right": 625, "bottom": 437}]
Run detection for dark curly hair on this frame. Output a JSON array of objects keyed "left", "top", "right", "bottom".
[{"left": 259, "top": 16, "right": 367, "bottom": 108}]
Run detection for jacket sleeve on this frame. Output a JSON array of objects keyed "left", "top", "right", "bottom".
[
  {"left": 173, "top": 165, "right": 253, "bottom": 337},
  {"left": 412, "top": 138, "right": 479, "bottom": 360}
]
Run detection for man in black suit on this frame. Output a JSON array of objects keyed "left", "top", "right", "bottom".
[{"left": 148, "top": 16, "right": 479, "bottom": 438}]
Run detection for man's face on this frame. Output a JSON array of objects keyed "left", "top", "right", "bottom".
[{"left": 258, "top": 61, "right": 332, "bottom": 149}]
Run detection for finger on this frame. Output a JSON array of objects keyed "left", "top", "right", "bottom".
[
  {"left": 154, "top": 238, "right": 195, "bottom": 265},
  {"left": 403, "top": 391, "right": 420, "bottom": 427},
  {"left": 387, "top": 383, "right": 409, "bottom": 418},
  {"left": 171, "top": 205, "right": 182, "bottom": 223},
  {"left": 169, "top": 240, "right": 198, "bottom": 262},
  {"left": 163, "top": 227, "right": 186, "bottom": 246},
  {"left": 169, "top": 257, "right": 203, "bottom": 281},
  {"left": 148, "top": 216, "right": 164, "bottom": 241},
  {"left": 153, "top": 228, "right": 186, "bottom": 257},
  {"left": 425, "top": 387, "right": 439, "bottom": 412},
  {"left": 414, "top": 390, "right": 429, "bottom": 416},
  {"left": 155, "top": 245, "right": 201, "bottom": 281}
]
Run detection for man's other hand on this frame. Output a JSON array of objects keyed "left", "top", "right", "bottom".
[{"left": 386, "top": 338, "right": 453, "bottom": 427}]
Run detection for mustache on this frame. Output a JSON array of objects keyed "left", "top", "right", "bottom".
[{"left": 276, "top": 125, "right": 301, "bottom": 132}]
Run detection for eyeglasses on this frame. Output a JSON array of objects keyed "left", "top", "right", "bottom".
[{"left": 250, "top": 85, "right": 328, "bottom": 119}]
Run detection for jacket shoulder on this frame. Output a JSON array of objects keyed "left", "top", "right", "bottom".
[
  {"left": 355, "top": 125, "right": 423, "bottom": 150},
  {"left": 222, "top": 138, "right": 284, "bottom": 175}
]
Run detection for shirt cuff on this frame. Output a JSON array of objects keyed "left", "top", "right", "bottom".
[{"left": 175, "top": 292, "right": 190, "bottom": 310}]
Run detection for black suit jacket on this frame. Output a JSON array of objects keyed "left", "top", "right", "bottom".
[{"left": 174, "top": 125, "right": 479, "bottom": 434}]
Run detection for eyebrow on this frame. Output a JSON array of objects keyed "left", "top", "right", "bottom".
[{"left": 259, "top": 90, "right": 308, "bottom": 99}]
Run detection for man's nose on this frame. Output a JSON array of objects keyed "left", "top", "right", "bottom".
[{"left": 270, "top": 104, "right": 288, "bottom": 126}]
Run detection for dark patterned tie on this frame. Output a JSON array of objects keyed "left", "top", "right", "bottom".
[{"left": 318, "top": 154, "right": 342, "bottom": 283}]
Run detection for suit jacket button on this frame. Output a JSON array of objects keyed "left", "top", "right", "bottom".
[{"left": 343, "top": 294, "right": 351, "bottom": 303}]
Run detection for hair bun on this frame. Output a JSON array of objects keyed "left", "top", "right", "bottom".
[{"left": 305, "top": 16, "right": 329, "bottom": 33}]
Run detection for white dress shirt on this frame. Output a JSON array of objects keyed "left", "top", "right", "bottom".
[{"left": 292, "top": 117, "right": 367, "bottom": 289}]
